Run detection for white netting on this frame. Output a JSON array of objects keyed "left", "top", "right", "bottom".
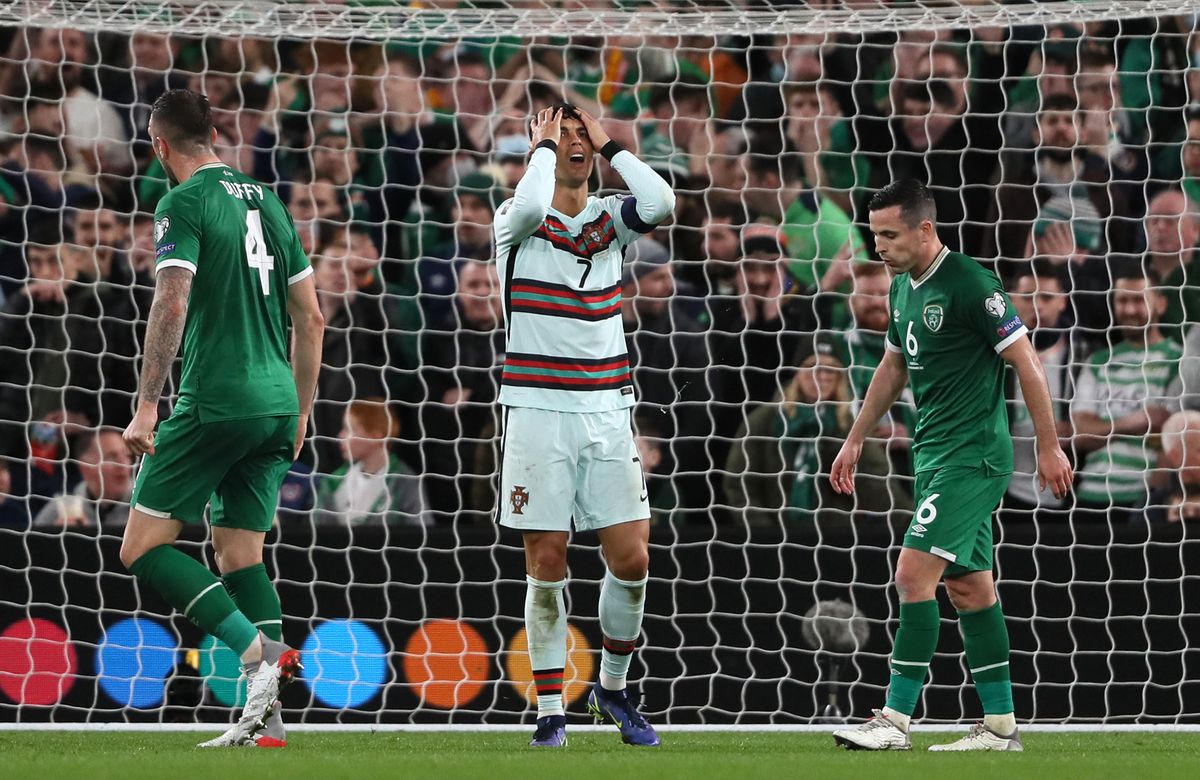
[{"left": 0, "top": 0, "right": 1198, "bottom": 726}]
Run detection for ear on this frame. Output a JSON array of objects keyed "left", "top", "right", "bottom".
[{"left": 210, "top": 127, "right": 218, "bottom": 146}]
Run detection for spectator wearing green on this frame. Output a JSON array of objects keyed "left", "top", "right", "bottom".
[
  {"left": 742, "top": 149, "right": 867, "bottom": 330},
  {"left": 1144, "top": 189, "right": 1200, "bottom": 343},
  {"left": 1071, "top": 268, "right": 1183, "bottom": 520}
]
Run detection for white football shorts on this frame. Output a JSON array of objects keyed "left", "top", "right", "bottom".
[{"left": 496, "top": 406, "right": 650, "bottom": 532}]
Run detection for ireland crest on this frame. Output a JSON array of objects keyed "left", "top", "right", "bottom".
[{"left": 923, "top": 303, "right": 944, "bottom": 333}]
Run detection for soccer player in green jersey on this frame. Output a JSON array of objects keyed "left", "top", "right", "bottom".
[
  {"left": 118, "top": 89, "right": 325, "bottom": 747},
  {"left": 830, "top": 180, "right": 1073, "bottom": 752}
]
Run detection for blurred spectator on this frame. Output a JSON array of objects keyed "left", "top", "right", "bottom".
[
  {"left": 310, "top": 223, "right": 389, "bottom": 474},
  {"left": 1148, "top": 410, "right": 1200, "bottom": 523},
  {"left": 831, "top": 262, "right": 916, "bottom": 502},
  {"left": 420, "top": 259, "right": 504, "bottom": 520},
  {"left": 418, "top": 171, "right": 499, "bottom": 325},
  {"left": 288, "top": 178, "right": 348, "bottom": 255},
  {"left": 1143, "top": 189, "right": 1200, "bottom": 342},
  {"left": 0, "top": 225, "right": 103, "bottom": 460},
  {"left": 705, "top": 224, "right": 812, "bottom": 456},
  {"left": 638, "top": 75, "right": 710, "bottom": 189},
  {"left": 32, "top": 427, "right": 131, "bottom": 531},
  {"left": 314, "top": 399, "right": 429, "bottom": 526},
  {"left": 1003, "top": 261, "right": 1074, "bottom": 520},
  {"left": 69, "top": 203, "right": 149, "bottom": 430},
  {"left": 724, "top": 339, "right": 891, "bottom": 523},
  {"left": 1071, "top": 267, "right": 1183, "bottom": 521},
  {"left": 621, "top": 237, "right": 712, "bottom": 513},
  {"left": 855, "top": 42, "right": 1004, "bottom": 255},
  {"left": 1181, "top": 108, "right": 1200, "bottom": 206},
  {"left": 632, "top": 408, "right": 679, "bottom": 524},
  {"left": 1001, "top": 36, "right": 1079, "bottom": 151},
  {"left": 17, "top": 29, "right": 129, "bottom": 178},
  {"left": 781, "top": 80, "right": 868, "bottom": 206},
  {"left": 987, "top": 93, "right": 1140, "bottom": 269}
]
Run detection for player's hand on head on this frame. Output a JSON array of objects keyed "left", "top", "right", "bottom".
[
  {"left": 576, "top": 108, "right": 612, "bottom": 149},
  {"left": 531, "top": 107, "right": 562, "bottom": 147}
]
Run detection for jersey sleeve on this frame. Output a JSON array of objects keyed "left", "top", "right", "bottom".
[
  {"left": 962, "top": 265, "right": 1028, "bottom": 353},
  {"left": 885, "top": 280, "right": 902, "bottom": 353},
  {"left": 599, "top": 193, "right": 654, "bottom": 248},
  {"left": 153, "top": 189, "right": 202, "bottom": 275},
  {"left": 282, "top": 207, "right": 312, "bottom": 286}
]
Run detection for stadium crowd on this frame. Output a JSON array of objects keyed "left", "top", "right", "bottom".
[{"left": 3, "top": 14, "right": 1200, "bottom": 531}]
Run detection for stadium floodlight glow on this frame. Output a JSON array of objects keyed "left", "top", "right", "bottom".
[
  {"left": 300, "top": 620, "right": 389, "bottom": 710},
  {"left": 95, "top": 618, "right": 178, "bottom": 709}
]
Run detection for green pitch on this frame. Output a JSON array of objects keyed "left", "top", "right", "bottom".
[{"left": 2, "top": 731, "right": 1194, "bottom": 780}]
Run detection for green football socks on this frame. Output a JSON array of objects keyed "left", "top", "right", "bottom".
[
  {"left": 223, "top": 563, "right": 283, "bottom": 642},
  {"left": 127, "top": 544, "right": 258, "bottom": 656},
  {"left": 884, "top": 599, "right": 941, "bottom": 717},
  {"left": 959, "top": 601, "right": 1015, "bottom": 716}
]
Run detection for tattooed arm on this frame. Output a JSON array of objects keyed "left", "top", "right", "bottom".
[{"left": 122, "top": 267, "right": 193, "bottom": 456}]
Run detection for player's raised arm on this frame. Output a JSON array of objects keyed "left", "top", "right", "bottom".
[
  {"left": 578, "top": 108, "right": 676, "bottom": 229},
  {"left": 830, "top": 347, "right": 909, "bottom": 495},
  {"left": 287, "top": 272, "right": 324, "bottom": 460},
  {"left": 497, "top": 107, "right": 561, "bottom": 244},
  {"left": 1000, "top": 336, "right": 1073, "bottom": 499}
]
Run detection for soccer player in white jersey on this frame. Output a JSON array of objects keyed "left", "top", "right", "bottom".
[{"left": 494, "top": 104, "right": 675, "bottom": 748}]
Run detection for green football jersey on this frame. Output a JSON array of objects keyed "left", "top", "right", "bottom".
[
  {"left": 153, "top": 162, "right": 311, "bottom": 423},
  {"left": 884, "top": 248, "right": 1026, "bottom": 474}
]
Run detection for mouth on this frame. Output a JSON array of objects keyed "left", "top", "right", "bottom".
[{"left": 569, "top": 153, "right": 585, "bottom": 164}]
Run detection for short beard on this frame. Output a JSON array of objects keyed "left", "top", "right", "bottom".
[{"left": 1040, "top": 146, "right": 1075, "bottom": 164}]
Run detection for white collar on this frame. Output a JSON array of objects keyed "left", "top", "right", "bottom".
[
  {"left": 910, "top": 245, "right": 950, "bottom": 290},
  {"left": 192, "top": 162, "right": 228, "bottom": 174}
]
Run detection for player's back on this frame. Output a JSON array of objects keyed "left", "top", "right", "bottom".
[{"left": 153, "top": 163, "right": 310, "bottom": 423}]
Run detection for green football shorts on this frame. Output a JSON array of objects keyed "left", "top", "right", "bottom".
[
  {"left": 131, "top": 404, "right": 297, "bottom": 532},
  {"left": 902, "top": 464, "right": 1011, "bottom": 578}
]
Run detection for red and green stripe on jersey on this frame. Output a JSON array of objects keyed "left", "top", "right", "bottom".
[
  {"left": 502, "top": 352, "right": 632, "bottom": 392},
  {"left": 509, "top": 278, "right": 622, "bottom": 322},
  {"left": 534, "top": 212, "right": 618, "bottom": 258}
]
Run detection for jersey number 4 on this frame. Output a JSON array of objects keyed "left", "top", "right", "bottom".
[{"left": 244, "top": 210, "right": 276, "bottom": 295}]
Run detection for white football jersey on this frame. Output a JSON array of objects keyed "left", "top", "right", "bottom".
[{"left": 494, "top": 144, "right": 674, "bottom": 414}]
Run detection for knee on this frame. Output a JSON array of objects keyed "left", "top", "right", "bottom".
[
  {"left": 608, "top": 547, "right": 649, "bottom": 582},
  {"left": 528, "top": 546, "right": 567, "bottom": 582},
  {"left": 213, "top": 547, "right": 262, "bottom": 575},
  {"left": 945, "top": 579, "right": 995, "bottom": 612},
  {"left": 894, "top": 563, "right": 934, "bottom": 604},
  {"left": 119, "top": 540, "right": 148, "bottom": 571}
]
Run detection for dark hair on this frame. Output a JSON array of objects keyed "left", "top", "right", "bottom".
[
  {"left": 1038, "top": 93, "right": 1079, "bottom": 116},
  {"left": 23, "top": 135, "right": 66, "bottom": 170},
  {"left": 867, "top": 179, "right": 937, "bottom": 226},
  {"left": 525, "top": 102, "right": 582, "bottom": 140},
  {"left": 1110, "top": 255, "right": 1158, "bottom": 286},
  {"left": 150, "top": 89, "right": 214, "bottom": 150},
  {"left": 1015, "top": 258, "right": 1068, "bottom": 288}
]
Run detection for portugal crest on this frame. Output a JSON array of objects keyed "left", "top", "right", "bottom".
[
  {"left": 510, "top": 485, "right": 530, "bottom": 515},
  {"left": 923, "top": 304, "right": 944, "bottom": 333}
]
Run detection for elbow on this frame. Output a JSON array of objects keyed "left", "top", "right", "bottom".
[
  {"left": 643, "top": 187, "right": 677, "bottom": 225},
  {"left": 307, "top": 309, "right": 326, "bottom": 335}
]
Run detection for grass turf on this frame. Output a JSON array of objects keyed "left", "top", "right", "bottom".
[{"left": 1, "top": 731, "right": 1194, "bottom": 780}]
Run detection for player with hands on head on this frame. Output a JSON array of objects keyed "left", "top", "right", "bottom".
[
  {"left": 494, "top": 102, "right": 676, "bottom": 748},
  {"left": 829, "top": 179, "right": 1072, "bottom": 753}
]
